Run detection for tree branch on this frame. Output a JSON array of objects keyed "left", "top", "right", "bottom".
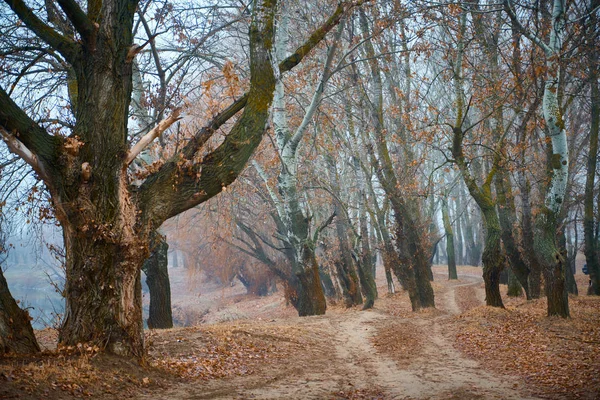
[
  {"left": 138, "top": 2, "right": 356, "bottom": 229},
  {"left": 125, "top": 108, "right": 182, "bottom": 165},
  {"left": 4, "top": 0, "right": 78, "bottom": 62},
  {"left": 313, "top": 211, "right": 336, "bottom": 243},
  {"left": 179, "top": 1, "right": 358, "bottom": 161},
  {"left": 0, "top": 127, "right": 48, "bottom": 181},
  {"left": 0, "top": 86, "right": 61, "bottom": 169},
  {"left": 55, "top": 0, "right": 95, "bottom": 42},
  {"left": 503, "top": 0, "right": 552, "bottom": 55}
]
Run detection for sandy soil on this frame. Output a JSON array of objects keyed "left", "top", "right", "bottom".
[
  {"left": 5, "top": 265, "right": 597, "bottom": 399},
  {"left": 137, "top": 268, "right": 538, "bottom": 400}
]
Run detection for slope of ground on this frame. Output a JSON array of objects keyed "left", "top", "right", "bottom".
[{"left": 1, "top": 265, "right": 599, "bottom": 399}]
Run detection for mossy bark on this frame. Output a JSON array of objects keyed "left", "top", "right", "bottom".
[
  {"left": 507, "top": 268, "right": 523, "bottom": 297},
  {"left": 481, "top": 207, "right": 505, "bottom": 308},
  {"left": 535, "top": 211, "right": 569, "bottom": 317},
  {"left": 495, "top": 171, "right": 531, "bottom": 299},
  {"left": 295, "top": 244, "right": 327, "bottom": 316}
]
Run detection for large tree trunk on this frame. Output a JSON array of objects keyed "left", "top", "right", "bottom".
[
  {"left": 495, "top": 171, "right": 532, "bottom": 299},
  {"left": 59, "top": 224, "right": 146, "bottom": 357},
  {"left": 142, "top": 237, "right": 173, "bottom": 329},
  {"left": 0, "top": 269, "right": 40, "bottom": 354},
  {"left": 535, "top": 214, "right": 569, "bottom": 317},
  {"left": 481, "top": 207, "right": 505, "bottom": 308},
  {"left": 57, "top": 15, "right": 145, "bottom": 354},
  {"left": 295, "top": 244, "right": 327, "bottom": 316},
  {"left": 391, "top": 200, "right": 436, "bottom": 310}
]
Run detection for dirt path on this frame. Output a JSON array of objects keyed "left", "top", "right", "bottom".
[{"left": 142, "top": 273, "right": 538, "bottom": 399}]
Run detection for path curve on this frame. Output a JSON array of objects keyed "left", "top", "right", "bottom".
[{"left": 140, "top": 273, "right": 538, "bottom": 399}]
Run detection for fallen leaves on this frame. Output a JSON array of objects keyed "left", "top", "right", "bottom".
[
  {"left": 146, "top": 324, "right": 301, "bottom": 380},
  {"left": 330, "top": 387, "right": 390, "bottom": 399},
  {"left": 372, "top": 320, "right": 424, "bottom": 367},
  {"left": 454, "top": 295, "right": 600, "bottom": 399}
]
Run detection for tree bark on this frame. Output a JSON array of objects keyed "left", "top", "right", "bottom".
[
  {"left": 327, "top": 157, "right": 362, "bottom": 307},
  {"left": 442, "top": 195, "right": 458, "bottom": 280},
  {"left": 495, "top": 171, "right": 532, "bottom": 299},
  {"left": 142, "top": 237, "right": 173, "bottom": 329},
  {"left": 584, "top": 2, "right": 600, "bottom": 295},
  {"left": 357, "top": 193, "right": 377, "bottom": 309},
  {"left": 454, "top": 188, "right": 465, "bottom": 265},
  {"left": 0, "top": 269, "right": 40, "bottom": 354},
  {"left": 536, "top": 212, "right": 569, "bottom": 317},
  {"left": 295, "top": 244, "right": 327, "bottom": 316},
  {"left": 481, "top": 207, "right": 505, "bottom": 307},
  {"left": 507, "top": 267, "right": 523, "bottom": 297}
]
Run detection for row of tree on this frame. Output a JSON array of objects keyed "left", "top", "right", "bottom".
[{"left": 0, "top": 0, "right": 599, "bottom": 359}]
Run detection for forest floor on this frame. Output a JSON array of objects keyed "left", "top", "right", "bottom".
[{"left": 1, "top": 265, "right": 599, "bottom": 399}]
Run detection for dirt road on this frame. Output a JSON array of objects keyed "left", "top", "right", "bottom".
[{"left": 141, "top": 272, "right": 538, "bottom": 399}]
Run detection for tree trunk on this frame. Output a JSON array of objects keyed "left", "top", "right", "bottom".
[
  {"left": 535, "top": 213, "right": 569, "bottom": 317},
  {"left": 481, "top": 207, "right": 505, "bottom": 308},
  {"left": 584, "top": 9, "right": 600, "bottom": 295},
  {"left": 318, "top": 265, "right": 337, "bottom": 298},
  {"left": 507, "top": 267, "right": 523, "bottom": 297},
  {"left": 495, "top": 171, "right": 532, "bottom": 299},
  {"left": 392, "top": 200, "right": 435, "bottom": 309},
  {"left": 59, "top": 223, "right": 146, "bottom": 356},
  {"left": 295, "top": 244, "right": 327, "bottom": 316},
  {"left": 328, "top": 157, "right": 362, "bottom": 307},
  {"left": 463, "top": 201, "right": 481, "bottom": 267},
  {"left": 358, "top": 195, "right": 377, "bottom": 309},
  {"left": 559, "top": 229, "right": 578, "bottom": 296},
  {"left": 142, "top": 237, "right": 173, "bottom": 329},
  {"left": 0, "top": 269, "right": 40, "bottom": 354},
  {"left": 520, "top": 177, "right": 543, "bottom": 298},
  {"left": 454, "top": 188, "right": 465, "bottom": 265},
  {"left": 442, "top": 196, "right": 458, "bottom": 280},
  {"left": 385, "top": 265, "right": 395, "bottom": 294}
]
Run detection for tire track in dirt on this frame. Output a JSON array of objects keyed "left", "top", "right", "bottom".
[
  {"left": 138, "top": 272, "right": 538, "bottom": 399},
  {"left": 388, "top": 273, "right": 534, "bottom": 399}
]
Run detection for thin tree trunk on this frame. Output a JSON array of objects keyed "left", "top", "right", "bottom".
[
  {"left": 327, "top": 156, "right": 362, "bottom": 307},
  {"left": 442, "top": 195, "right": 458, "bottom": 280},
  {"left": 454, "top": 189, "right": 465, "bottom": 265},
  {"left": 142, "top": 236, "right": 173, "bottom": 329},
  {"left": 584, "top": 2, "right": 600, "bottom": 295},
  {"left": 358, "top": 193, "right": 377, "bottom": 309}
]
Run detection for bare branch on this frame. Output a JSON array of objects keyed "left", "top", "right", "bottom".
[
  {"left": 0, "top": 127, "right": 48, "bottom": 181},
  {"left": 55, "top": 0, "right": 95, "bottom": 42},
  {"left": 503, "top": 0, "right": 552, "bottom": 55},
  {"left": 313, "top": 211, "right": 336, "bottom": 243},
  {"left": 125, "top": 108, "right": 182, "bottom": 165},
  {"left": 0, "top": 86, "right": 61, "bottom": 166},
  {"left": 4, "top": 0, "right": 78, "bottom": 62}
]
